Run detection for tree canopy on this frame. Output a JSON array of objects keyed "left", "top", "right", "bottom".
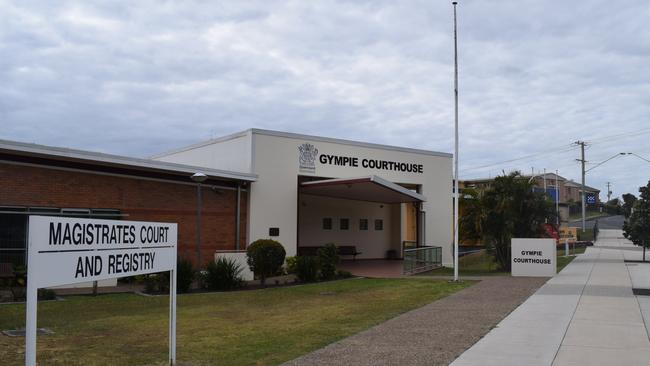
[
  {"left": 460, "top": 171, "right": 556, "bottom": 271},
  {"left": 622, "top": 193, "right": 638, "bottom": 219},
  {"left": 623, "top": 181, "right": 650, "bottom": 256}
]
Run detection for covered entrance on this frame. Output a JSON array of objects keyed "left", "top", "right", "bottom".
[{"left": 297, "top": 175, "right": 426, "bottom": 262}]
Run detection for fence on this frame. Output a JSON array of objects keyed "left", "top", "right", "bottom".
[{"left": 403, "top": 245, "right": 442, "bottom": 275}]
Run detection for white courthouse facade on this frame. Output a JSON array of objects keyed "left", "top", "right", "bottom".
[{"left": 154, "top": 129, "right": 454, "bottom": 266}]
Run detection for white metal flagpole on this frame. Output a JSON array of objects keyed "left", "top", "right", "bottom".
[{"left": 452, "top": 1, "right": 460, "bottom": 282}]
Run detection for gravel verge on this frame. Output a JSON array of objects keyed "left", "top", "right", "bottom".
[{"left": 283, "top": 276, "right": 548, "bottom": 366}]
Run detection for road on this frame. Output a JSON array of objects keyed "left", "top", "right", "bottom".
[{"left": 568, "top": 214, "right": 625, "bottom": 230}]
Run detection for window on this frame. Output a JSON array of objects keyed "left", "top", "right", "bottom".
[
  {"left": 0, "top": 212, "right": 27, "bottom": 266},
  {"left": 323, "top": 218, "right": 332, "bottom": 230},
  {"left": 374, "top": 219, "right": 384, "bottom": 231},
  {"left": 340, "top": 218, "right": 349, "bottom": 230},
  {"left": 0, "top": 206, "right": 123, "bottom": 267},
  {"left": 359, "top": 219, "right": 368, "bottom": 231}
]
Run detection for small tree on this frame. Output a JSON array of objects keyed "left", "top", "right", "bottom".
[
  {"left": 622, "top": 193, "right": 638, "bottom": 218},
  {"left": 318, "top": 243, "right": 339, "bottom": 280},
  {"left": 623, "top": 181, "right": 650, "bottom": 261},
  {"left": 246, "top": 239, "right": 286, "bottom": 286}
]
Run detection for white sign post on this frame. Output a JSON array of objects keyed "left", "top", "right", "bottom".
[
  {"left": 25, "top": 216, "right": 178, "bottom": 366},
  {"left": 511, "top": 238, "right": 556, "bottom": 277}
]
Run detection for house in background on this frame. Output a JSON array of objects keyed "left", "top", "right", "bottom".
[{"left": 459, "top": 173, "right": 601, "bottom": 226}]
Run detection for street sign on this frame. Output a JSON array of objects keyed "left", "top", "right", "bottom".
[
  {"left": 586, "top": 193, "right": 596, "bottom": 205},
  {"left": 25, "top": 216, "right": 178, "bottom": 366}
]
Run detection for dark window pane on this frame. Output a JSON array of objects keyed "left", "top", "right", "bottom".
[
  {"left": 0, "top": 213, "right": 27, "bottom": 266},
  {"left": 374, "top": 219, "right": 384, "bottom": 231},
  {"left": 359, "top": 219, "right": 368, "bottom": 230},
  {"left": 340, "top": 218, "right": 349, "bottom": 230},
  {"left": 323, "top": 218, "right": 332, "bottom": 230}
]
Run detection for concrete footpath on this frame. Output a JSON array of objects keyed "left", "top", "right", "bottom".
[{"left": 452, "top": 229, "right": 650, "bottom": 366}]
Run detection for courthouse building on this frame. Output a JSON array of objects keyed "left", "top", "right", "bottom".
[{"left": 0, "top": 129, "right": 454, "bottom": 274}]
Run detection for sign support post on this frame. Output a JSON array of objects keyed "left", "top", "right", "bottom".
[
  {"left": 25, "top": 241, "right": 37, "bottom": 366},
  {"left": 169, "top": 260, "right": 177, "bottom": 365}
]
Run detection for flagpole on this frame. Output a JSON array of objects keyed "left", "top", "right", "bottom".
[{"left": 452, "top": 1, "right": 460, "bottom": 282}]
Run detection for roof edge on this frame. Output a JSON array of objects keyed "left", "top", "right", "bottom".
[
  {"left": 150, "top": 129, "right": 252, "bottom": 159},
  {"left": 151, "top": 128, "right": 452, "bottom": 159},
  {"left": 0, "top": 139, "right": 257, "bottom": 182},
  {"left": 301, "top": 175, "right": 427, "bottom": 202},
  {"left": 250, "top": 128, "right": 452, "bottom": 158}
]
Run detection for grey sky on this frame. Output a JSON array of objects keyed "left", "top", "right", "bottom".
[{"left": 1, "top": 0, "right": 649, "bottom": 198}]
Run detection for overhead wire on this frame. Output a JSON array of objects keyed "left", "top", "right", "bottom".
[{"left": 460, "top": 126, "right": 650, "bottom": 175}]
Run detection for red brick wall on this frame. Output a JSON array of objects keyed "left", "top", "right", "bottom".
[{"left": 0, "top": 162, "right": 248, "bottom": 268}]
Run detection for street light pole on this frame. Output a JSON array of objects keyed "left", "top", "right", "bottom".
[
  {"left": 452, "top": 1, "right": 460, "bottom": 282},
  {"left": 191, "top": 172, "right": 208, "bottom": 267}
]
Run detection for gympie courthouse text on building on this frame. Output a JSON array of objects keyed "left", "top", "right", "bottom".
[{"left": 0, "top": 129, "right": 453, "bottom": 284}]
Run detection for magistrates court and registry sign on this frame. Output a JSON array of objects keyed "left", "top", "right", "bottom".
[{"left": 25, "top": 216, "right": 178, "bottom": 366}]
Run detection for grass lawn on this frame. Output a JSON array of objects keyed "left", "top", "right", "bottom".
[
  {"left": 0, "top": 278, "right": 471, "bottom": 366},
  {"left": 421, "top": 246, "right": 587, "bottom": 277}
]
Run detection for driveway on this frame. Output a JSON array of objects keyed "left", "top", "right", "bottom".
[{"left": 568, "top": 214, "right": 624, "bottom": 230}]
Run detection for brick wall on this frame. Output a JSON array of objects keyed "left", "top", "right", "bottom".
[{"left": 0, "top": 162, "right": 248, "bottom": 269}]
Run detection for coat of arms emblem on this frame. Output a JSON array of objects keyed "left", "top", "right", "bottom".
[{"left": 298, "top": 143, "right": 318, "bottom": 173}]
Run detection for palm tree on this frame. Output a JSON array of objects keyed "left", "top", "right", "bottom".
[{"left": 461, "top": 171, "right": 556, "bottom": 271}]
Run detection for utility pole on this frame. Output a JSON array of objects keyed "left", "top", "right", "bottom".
[
  {"left": 556, "top": 170, "right": 560, "bottom": 227},
  {"left": 543, "top": 168, "right": 548, "bottom": 224},
  {"left": 452, "top": 1, "right": 460, "bottom": 282},
  {"left": 607, "top": 182, "right": 612, "bottom": 202},
  {"left": 574, "top": 141, "right": 587, "bottom": 233}
]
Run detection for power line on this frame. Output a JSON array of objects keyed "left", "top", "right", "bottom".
[
  {"left": 587, "top": 126, "right": 650, "bottom": 144},
  {"left": 460, "top": 126, "right": 650, "bottom": 174},
  {"left": 460, "top": 145, "right": 576, "bottom": 172}
]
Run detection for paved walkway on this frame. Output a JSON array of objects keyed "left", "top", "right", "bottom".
[
  {"left": 283, "top": 276, "right": 547, "bottom": 366},
  {"left": 453, "top": 229, "right": 650, "bottom": 366}
]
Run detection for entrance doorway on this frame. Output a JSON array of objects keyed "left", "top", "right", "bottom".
[{"left": 296, "top": 175, "right": 425, "bottom": 260}]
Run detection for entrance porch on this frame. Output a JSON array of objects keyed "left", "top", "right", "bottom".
[{"left": 338, "top": 259, "right": 406, "bottom": 278}]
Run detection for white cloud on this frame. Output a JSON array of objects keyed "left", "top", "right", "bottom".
[{"left": 0, "top": 0, "right": 649, "bottom": 197}]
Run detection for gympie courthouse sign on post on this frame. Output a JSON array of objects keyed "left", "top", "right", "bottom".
[
  {"left": 511, "top": 238, "right": 556, "bottom": 277},
  {"left": 25, "top": 216, "right": 178, "bottom": 366}
]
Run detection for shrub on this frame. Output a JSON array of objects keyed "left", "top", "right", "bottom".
[
  {"left": 153, "top": 258, "right": 196, "bottom": 294},
  {"left": 246, "top": 239, "right": 286, "bottom": 286},
  {"left": 337, "top": 270, "right": 353, "bottom": 279},
  {"left": 10, "top": 265, "right": 27, "bottom": 301},
  {"left": 176, "top": 257, "right": 195, "bottom": 293},
  {"left": 143, "top": 274, "right": 159, "bottom": 293},
  {"left": 285, "top": 256, "right": 298, "bottom": 274},
  {"left": 38, "top": 288, "right": 57, "bottom": 300},
  {"left": 318, "top": 243, "right": 339, "bottom": 280},
  {"left": 205, "top": 257, "right": 244, "bottom": 291},
  {"left": 296, "top": 256, "right": 320, "bottom": 283}
]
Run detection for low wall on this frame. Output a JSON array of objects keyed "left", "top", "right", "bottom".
[
  {"left": 50, "top": 278, "right": 117, "bottom": 289},
  {"left": 215, "top": 250, "right": 254, "bottom": 281}
]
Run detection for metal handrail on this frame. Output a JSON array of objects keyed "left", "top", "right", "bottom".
[{"left": 403, "top": 245, "right": 442, "bottom": 275}]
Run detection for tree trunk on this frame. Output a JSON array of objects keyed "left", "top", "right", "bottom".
[{"left": 644, "top": 246, "right": 646, "bottom": 263}]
